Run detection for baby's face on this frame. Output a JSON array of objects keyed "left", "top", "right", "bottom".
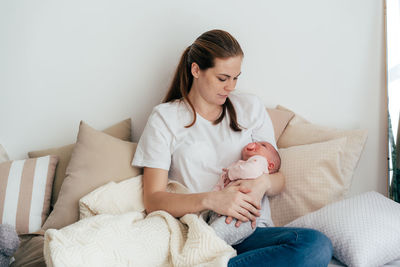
[{"left": 241, "top": 142, "right": 273, "bottom": 161}]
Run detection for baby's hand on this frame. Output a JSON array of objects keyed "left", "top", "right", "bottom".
[
  {"left": 223, "top": 177, "right": 231, "bottom": 187},
  {"left": 222, "top": 168, "right": 228, "bottom": 172}
]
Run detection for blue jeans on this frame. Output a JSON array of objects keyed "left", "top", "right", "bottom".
[{"left": 228, "top": 227, "right": 333, "bottom": 267}]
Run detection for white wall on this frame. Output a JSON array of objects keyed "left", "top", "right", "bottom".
[{"left": 0, "top": 0, "right": 387, "bottom": 196}]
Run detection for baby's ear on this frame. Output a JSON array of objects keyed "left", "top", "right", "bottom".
[{"left": 268, "top": 162, "right": 275, "bottom": 170}]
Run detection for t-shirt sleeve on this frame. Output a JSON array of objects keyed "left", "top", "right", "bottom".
[
  {"left": 132, "top": 107, "right": 173, "bottom": 170},
  {"left": 251, "top": 96, "right": 277, "bottom": 150}
]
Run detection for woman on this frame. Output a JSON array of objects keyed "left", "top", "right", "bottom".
[{"left": 132, "top": 29, "right": 333, "bottom": 266}]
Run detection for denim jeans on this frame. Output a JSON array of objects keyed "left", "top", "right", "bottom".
[{"left": 228, "top": 227, "right": 333, "bottom": 267}]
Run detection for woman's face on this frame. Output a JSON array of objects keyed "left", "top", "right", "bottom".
[{"left": 191, "top": 56, "right": 242, "bottom": 106}]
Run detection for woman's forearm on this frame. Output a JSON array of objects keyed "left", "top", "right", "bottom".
[
  {"left": 144, "top": 172, "right": 285, "bottom": 217},
  {"left": 144, "top": 191, "right": 212, "bottom": 217},
  {"left": 142, "top": 167, "right": 260, "bottom": 221},
  {"left": 143, "top": 167, "right": 218, "bottom": 217},
  {"left": 145, "top": 184, "right": 260, "bottom": 222},
  {"left": 263, "top": 171, "right": 285, "bottom": 196}
]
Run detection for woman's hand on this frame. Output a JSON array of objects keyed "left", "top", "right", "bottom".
[
  {"left": 226, "top": 174, "right": 272, "bottom": 228},
  {"left": 206, "top": 183, "right": 261, "bottom": 224},
  {"left": 232, "top": 176, "right": 271, "bottom": 206}
]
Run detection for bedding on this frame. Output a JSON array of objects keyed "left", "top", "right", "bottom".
[
  {"left": 9, "top": 106, "right": 373, "bottom": 266},
  {"left": 13, "top": 237, "right": 400, "bottom": 267},
  {"left": 47, "top": 175, "right": 400, "bottom": 267},
  {"left": 44, "top": 176, "right": 235, "bottom": 267}
]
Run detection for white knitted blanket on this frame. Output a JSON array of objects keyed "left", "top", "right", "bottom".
[{"left": 43, "top": 176, "right": 236, "bottom": 267}]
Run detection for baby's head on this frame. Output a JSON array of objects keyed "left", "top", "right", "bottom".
[{"left": 241, "top": 142, "right": 281, "bottom": 174}]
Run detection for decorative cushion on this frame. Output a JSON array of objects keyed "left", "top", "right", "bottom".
[
  {"left": 28, "top": 118, "right": 132, "bottom": 209},
  {"left": 0, "top": 145, "right": 9, "bottom": 164},
  {"left": 42, "top": 121, "right": 141, "bottom": 230},
  {"left": 0, "top": 156, "right": 58, "bottom": 234},
  {"left": 276, "top": 105, "right": 309, "bottom": 126},
  {"left": 270, "top": 138, "right": 346, "bottom": 226},
  {"left": 266, "top": 108, "right": 295, "bottom": 141},
  {"left": 276, "top": 105, "right": 368, "bottom": 196},
  {"left": 286, "top": 191, "right": 400, "bottom": 267}
]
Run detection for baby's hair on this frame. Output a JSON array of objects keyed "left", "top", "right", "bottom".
[{"left": 262, "top": 142, "right": 281, "bottom": 174}]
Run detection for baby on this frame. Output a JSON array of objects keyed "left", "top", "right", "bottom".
[{"left": 207, "top": 141, "right": 281, "bottom": 245}]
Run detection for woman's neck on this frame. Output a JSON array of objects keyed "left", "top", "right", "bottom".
[{"left": 187, "top": 88, "right": 222, "bottom": 122}]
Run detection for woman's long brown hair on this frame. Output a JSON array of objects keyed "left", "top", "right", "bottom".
[{"left": 163, "top": 29, "right": 244, "bottom": 131}]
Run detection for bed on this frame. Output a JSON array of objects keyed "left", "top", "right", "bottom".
[{"left": 2, "top": 105, "right": 400, "bottom": 267}]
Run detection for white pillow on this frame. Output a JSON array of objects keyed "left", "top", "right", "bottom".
[
  {"left": 79, "top": 175, "right": 190, "bottom": 219},
  {"left": 286, "top": 191, "right": 400, "bottom": 267},
  {"left": 0, "top": 145, "right": 9, "bottom": 163},
  {"left": 79, "top": 175, "right": 145, "bottom": 219}
]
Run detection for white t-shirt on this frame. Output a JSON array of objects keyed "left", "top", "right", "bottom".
[{"left": 132, "top": 92, "right": 276, "bottom": 194}]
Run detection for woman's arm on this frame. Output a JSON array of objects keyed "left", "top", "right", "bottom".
[
  {"left": 264, "top": 171, "right": 285, "bottom": 196},
  {"left": 143, "top": 167, "right": 261, "bottom": 221},
  {"left": 143, "top": 167, "right": 209, "bottom": 216},
  {"left": 226, "top": 171, "right": 285, "bottom": 227},
  {"left": 230, "top": 171, "right": 285, "bottom": 198}
]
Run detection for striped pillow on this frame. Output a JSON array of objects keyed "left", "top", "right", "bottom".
[{"left": 0, "top": 155, "right": 58, "bottom": 234}]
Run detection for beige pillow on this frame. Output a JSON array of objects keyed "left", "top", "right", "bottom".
[
  {"left": 42, "top": 121, "right": 141, "bottom": 230},
  {"left": 276, "top": 105, "right": 309, "bottom": 126},
  {"left": 28, "top": 118, "right": 132, "bottom": 208},
  {"left": 266, "top": 108, "right": 295, "bottom": 142},
  {"left": 276, "top": 106, "right": 368, "bottom": 195},
  {"left": 0, "top": 156, "right": 58, "bottom": 234},
  {"left": 270, "top": 138, "right": 347, "bottom": 226}
]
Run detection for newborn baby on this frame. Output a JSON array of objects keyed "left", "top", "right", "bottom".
[{"left": 207, "top": 141, "right": 281, "bottom": 245}]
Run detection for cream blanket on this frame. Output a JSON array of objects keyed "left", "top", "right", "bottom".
[{"left": 44, "top": 175, "right": 236, "bottom": 267}]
